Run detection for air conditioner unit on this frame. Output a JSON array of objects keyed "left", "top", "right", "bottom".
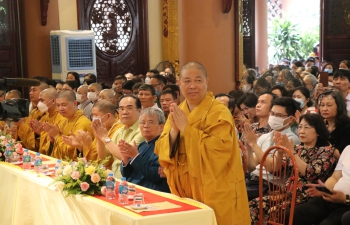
[{"left": 50, "top": 30, "right": 96, "bottom": 82}]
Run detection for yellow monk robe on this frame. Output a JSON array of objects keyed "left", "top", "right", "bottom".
[
  {"left": 52, "top": 110, "right": 94, "bottom": 160},
  {"left": 39, "top": 109, "right": 67, "bottom": 155},
  {"left": 82, "top": 118, "right": 124, "bottom": 164},
  {"left": 17, "top": 108, "right": 47, "bottom": 151},
  {"left": 155, "top": 92, "right": 250, "bottom": 225}
]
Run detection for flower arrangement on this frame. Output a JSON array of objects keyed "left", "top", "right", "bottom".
[
  {"left": 0, "top": 131, "right": 23, "bottom": 162},
  {"left": 51, "top": 157, "right": 111, "bottom": 197}
]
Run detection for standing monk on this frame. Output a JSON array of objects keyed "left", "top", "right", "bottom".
[{"left": 155, "top": 62, "right": 250, "bottom": 225}]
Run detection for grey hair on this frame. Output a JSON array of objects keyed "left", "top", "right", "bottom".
[
  {"left": 139, "top": 108, "right": 165, "bottom": 124},
  {"left": 304, "top": 74, "right": 318, "bottom": 85}
]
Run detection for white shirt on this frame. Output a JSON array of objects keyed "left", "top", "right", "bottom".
[{"left": 333, "top": 146, "right": 350, "bottom": 195}]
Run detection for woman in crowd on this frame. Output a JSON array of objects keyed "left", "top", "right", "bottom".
[
  {"left": 276, "top": 69, "right": 293, "bottom": 87},
  {"left": 66, "top": 71, "right": 80, "bottom": 84},
  {"left": 248, "top": 113, "right": 336, "bottom": 224},
  {"left": 241, "top": 74, "right": 255, "bottom": 93},
  {"left": 271, "top": 85, "right": 288, "bottom": 97},
  {"left": 292, "top": 86, "right": 316, "bottom": 115},
  {"left": 254, "top": 77, "right": 271, "bottom": 96},
  {"left": 339, "top": 60, "right": 350, "bottom": 70},
  {"left": 236, "top": 93, "right": 259, "bottom": 125},
  {"left": 55, "top": 80, "right": 64, "bottom": 93},
  {"left": 317, "top": 89, "right": 350, "bottom": 159}
]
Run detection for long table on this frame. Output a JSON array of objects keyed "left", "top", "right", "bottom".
[{"left": 0, "top": 155, "right": 217, "bottom": 225}]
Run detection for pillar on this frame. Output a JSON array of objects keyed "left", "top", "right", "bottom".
[{"left": 255, "top": 0, "right": 268, "bottom": 72}]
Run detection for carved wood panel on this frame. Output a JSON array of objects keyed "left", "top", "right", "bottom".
[
  {"left": 242, "top": 0, "right": 255, "bottom": 69},
  {"left": 77, "top": 0, "right": 149, "bottom": 86},
  {"left": 321, "top": 0, "right": 350, "bottom": 67}
]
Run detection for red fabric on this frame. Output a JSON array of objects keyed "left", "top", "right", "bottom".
[{"left": 93, "top": 182, "right": 201, "bottom": 217}]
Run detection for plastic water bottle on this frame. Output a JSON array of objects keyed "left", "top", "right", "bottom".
[
  {"left": 106, "top": 173, "right": 116, "bottom": 200},
  {"left": 33, "top": 152, "right": 42, "bottom": 173},
  {"left": 4, "top": 143, "right": 13, "bottom": 162},
  {"left": 55, "top": 159, "right": 61, "bottom": 173},
  {"left": 118, "top": 177, "right": 128, "bottom": 204},
  {"left": 22, "top": 149, "right": 32, "bottom": 170}
]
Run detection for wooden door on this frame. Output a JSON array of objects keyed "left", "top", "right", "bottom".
[
  {"left": 0, "top": 0, "right": 23, "bottom": 79},
  {"left": 321, "top": 0, "right": 350, "bottom": 67},
  {"left": 77, "top": 0, "right": 149, "bottom": 85}
]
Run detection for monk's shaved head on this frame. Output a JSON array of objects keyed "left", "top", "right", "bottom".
[
  {"left": 180, "top": 61, "right": 207, "bottom": 78},
  {"left": 77, "top": 85, "right": 88, "bottom": 94},
  {"left": 5, "top": 90, "right": 22, "bottom": 99},
  {"left": 41, "top": 88, "right": 58, "bottom": 99},
  {"left": 38, "top": 82, "right": 50, "bottom": 91},
  {"left": 100, "top": 89, "right": 115, "bottom": 99},
  {"left": 93, "top": 99, "right": 116, "bottom": 115},
  {"left": 88, "top": 83, "right": 102, "bottom": 92},
  {"left": 57, "top": 90, "right": 76, "bottom": 102}
]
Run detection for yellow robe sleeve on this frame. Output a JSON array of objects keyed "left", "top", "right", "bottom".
[
  {"left": 53, "top": 115, "right": 94, "bottom": 160},
  {"left": 17, "top": 110, "right": 47, "bottom": 151}
]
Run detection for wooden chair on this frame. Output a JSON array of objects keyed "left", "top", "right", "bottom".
[
  {"left": 238, "top": 140, "right": 247, "bottom": 174},
  {"left": 259, "top": 145, "right": 299, "bottom": 225}
]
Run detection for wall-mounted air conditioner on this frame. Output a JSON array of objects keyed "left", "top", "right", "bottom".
[{"left": 50, "top": 30, "right": 96, "bottom": 82}]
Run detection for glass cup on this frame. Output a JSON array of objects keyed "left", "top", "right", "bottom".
[
  {"left": 128, "top": 184, "right": 136, "bottom": 200},
  {"left": 133, "top": 193, "right": 145, "bottom": 207}
]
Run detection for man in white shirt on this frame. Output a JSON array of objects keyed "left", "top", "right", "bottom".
[
  {"left": 286, "top": 145, "right": 350, "bottom": 224},
  {"left": 243, "top": 97, "right": 301, "bottom": 200},
  {"left": 138, "top": 84, "right": 160, "bottom": 110}
]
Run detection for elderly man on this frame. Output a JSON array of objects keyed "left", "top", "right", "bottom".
[
  {"left": 138, "top": 84, "right": 159, "bottom": 109},
  {"left": 159, "top": 90, "right": 178, "bottom": 119},
  {"left": 32, "top": 88, "right": 67, "bottom": 155},
  {"left": 119, "top": 108, "right": 170, "bottom": 192},
  {"left": 98, "top": 89, "right": 115, "bottom": 102},
  {"left": 44, "top": 90, "right": 94, "bottom": 160},
  {"left": 95, "top": 95, "right": 144, "bottom": 178},
  {"left": 15, "top": 81, "right": 49, "bottom": 151},
  {"left": 88, "top": 83, "right": 102, "bottom": 103},
  {"left": 303, "top": 74, "right": 318, "bottom": 98},
  {"left": 125, "top": 72, "right": 134, "bottom": 80},
  {"left": 155, "top": 62, "right": 250, "bottom": 225},
  {"left": 64, "top": 100, "right": 123, "bottom": 163},
  {"left": 76, "top": 85, "right": 93, "bottom": 119}
]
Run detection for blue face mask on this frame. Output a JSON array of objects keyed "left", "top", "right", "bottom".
[
  {"left": 324, "top": 68, "right": 333, "bottom": 74},
  {"left": 276, "top": 81, "right": 285, "bottom": 87},
  {"left": 243, "top": 84, "right": 249, "bottom": 93},
  {"left": 293, "top": 98, "right": 305, "bottom": 108}
]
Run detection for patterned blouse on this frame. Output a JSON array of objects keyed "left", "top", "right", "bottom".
[
  {"left": 239, "top": 122, "right": 272, "bottom": 143},
  {"left": 283, "top": 144, "right": 336, "bottom": 204}
]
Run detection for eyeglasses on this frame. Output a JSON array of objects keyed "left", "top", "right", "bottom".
[
  {"left": 140, "top": 120, "right": 158, "bottom": 126},
  {"left": 117, "top": 106, "right": 135, "bottom": 112},
  {"left": 269, "top": 111, "right": 288, "bottom": 118}
]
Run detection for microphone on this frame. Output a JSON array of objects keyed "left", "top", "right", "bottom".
[{"left": 0, "top": 78, "right": 41, "bottom": 87}]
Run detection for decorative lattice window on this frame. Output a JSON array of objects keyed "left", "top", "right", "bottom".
[
  {"left": 90, "top": 0, "right": 132, "bottom": 55},
  {"left": 242, "top": 0, "right": 251, "bottom": 37},
  {"left": 268, "top": 0, "right": 282, "bottom": 21}
]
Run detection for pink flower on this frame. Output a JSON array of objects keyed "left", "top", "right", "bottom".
[
  {"left": 71, "top": 171, "right": 80, "bottom": 180},
  {"left": 101, "top": 186, "right": 106, "bottom": 196},
  {"left": 15, "top": 143, "right": 23, "bottom": 154},
  {"left": 80, "top": 182, "right": 90, "bottom": 191},
  {"left": 90, "top": 173, "right": 101, "bottom": 183}
]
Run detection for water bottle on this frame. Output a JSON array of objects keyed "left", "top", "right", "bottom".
[
  {"left": 118, "top": 177, "right": 128, "bottom": 205},
  {"left": 33, "top": 152, "right": 42, "bottom": 173},
  {"left": 22, "top": 149, "right": 32, "bottom": 170},
  {"left": 4, "top": 143, "right": 13, "bottom": 163},
  {"left": 55, "top": 159, "right": 61, "bottom": 173},
  {"left": 105, "top": 173, "right": 116, "bottom": 200}
]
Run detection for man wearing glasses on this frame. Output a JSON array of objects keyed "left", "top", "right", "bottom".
[
  {"left": 243, "top": 97, "right": 301, "bottom": 200},
  {"left": 95, "top": 95, "right": 144, "bottom": 178}
]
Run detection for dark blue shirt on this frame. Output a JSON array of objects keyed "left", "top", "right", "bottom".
[{"left": 120, "top": 136, "right": 170, "bottom": 193}]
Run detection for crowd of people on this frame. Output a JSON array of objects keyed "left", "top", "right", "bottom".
[{"left": 3, "top": 58, "right": 350, "bottom": 224}]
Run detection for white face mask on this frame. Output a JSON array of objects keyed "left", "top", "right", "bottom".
[
  {"left": 92, "top": 114, "right": 107, "bottom": 123},
  {"left": 37, "top": 99, "right": 53, "bottom": 113},
  {"left": 268, "top": 115, "right": 290, "bottom": 131},
  {"left": 87, "top": 92, "right": 98, "bottom": 102},
  {"left": 145, "top": 77, "right": 151, "bottom": 84},
  {"left": 76, "top": 93, "right": 83, "bottom": 102}
]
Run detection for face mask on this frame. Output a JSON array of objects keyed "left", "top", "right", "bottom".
[
  {"left": 324, "top": 68, "right": 333, "bottom": 74},
  {"left": 145, "top": 77, "right": 151, "bottom": 84},
  {"left": 87, "top": 92, "right": 98, "bottom": 102},
  {"left": 155, "top": 90, "right": 160, "bottom": 96},
  {"left": 37, "top": 99, "right": 53, "bottom": 113},
  {"left": 276, "top": 81, "right": 285, "bottom": 86},
  {"left": 328, "top": 81, "right": 333, "bottom": 86},
  {"left": 268, "top": 115, "right": 290, "bottom": 131},
  {"left": 243, "top": 84, "right": 249, "bottom": 93},
  {"left": 92, "top": 114, "right": 107, "bottom": 123},
  {"left": 76, "top": 93, "right": 83, "bottom": 102},
  {"left": 293, "top": 98, "right": 305, "bottom": 108}
]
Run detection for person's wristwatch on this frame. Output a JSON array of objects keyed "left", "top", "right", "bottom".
[
  {"left": 103, "top": 137, "right": 112, "bottom": 144},
  {"left": 345, "top": 194, "right": 350, "bottom": 205}
]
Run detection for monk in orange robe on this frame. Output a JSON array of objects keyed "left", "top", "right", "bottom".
[{"left": 155, "top": 62, "right": 250, "bottom": 225}]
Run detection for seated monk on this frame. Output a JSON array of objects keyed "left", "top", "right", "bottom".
[
  {"left": 63, "top": 100, "right": 123, "bottom": 164},
  {"left": 15, "top": 81, "right": 49, "bottom": 151},
  {"left": 43, "top": 90, "right": 94, "bottom": 160}
]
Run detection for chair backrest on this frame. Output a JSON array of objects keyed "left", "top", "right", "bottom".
[
  {"left": 238, "top": 140, "right": 247, "bottom": 174},
  {"left": 259, "top": 145, "right": 299, "bottom": 225}
]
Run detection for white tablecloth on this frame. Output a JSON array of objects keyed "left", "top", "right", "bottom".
[{"left": 0, "top": 162, "right": 217, "bottom": 225}]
